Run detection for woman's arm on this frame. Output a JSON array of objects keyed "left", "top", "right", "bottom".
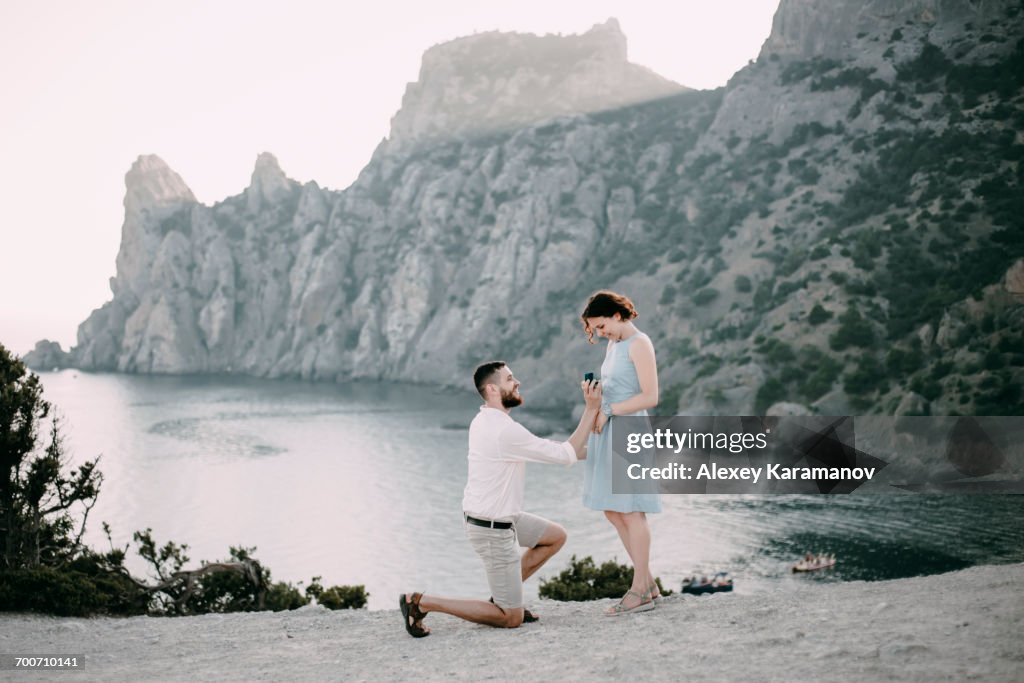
[{"left": 608, "top": 335, "right": 659, "bottom": 415}]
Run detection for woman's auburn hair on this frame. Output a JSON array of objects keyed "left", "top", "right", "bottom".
[{"left": 580, "top": 290, "right": 638, "bottom": 344}]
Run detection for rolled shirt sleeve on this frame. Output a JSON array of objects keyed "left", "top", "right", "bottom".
[{"left": 498, "top": 420, "right": 577, "bottom": 466}]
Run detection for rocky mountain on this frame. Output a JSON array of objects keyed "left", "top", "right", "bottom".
[
  {"left": 27, "top": 2, "right": 1024, "bottom": 417},
  {"left": 759, "top": 0, "right": 1010, "bottom": 58},
  {"left": 387, "top": 19, "right": 686, "bottom": 151}
]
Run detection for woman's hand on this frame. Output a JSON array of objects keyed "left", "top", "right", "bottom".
[{"left": 593, "top": 410, "right": 609, "bottom": 434}]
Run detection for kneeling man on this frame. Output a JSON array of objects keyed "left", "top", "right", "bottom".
[{"left": 400, "top": 361, "right": 601, "bottom": 636}]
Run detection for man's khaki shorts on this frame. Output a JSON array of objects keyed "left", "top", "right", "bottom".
[{"left": 464, "top": 512, "right": 551, "bottom": 609}]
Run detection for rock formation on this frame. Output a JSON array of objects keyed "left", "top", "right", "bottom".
[
  {"left": 759, "top": 0, "right": 1009, "bottom": 59},
  {"left": 33, "top": 3, "right": 1024, "bottom": 417},
  {"left": 21, "top": 340, "right": 70, "bottom": 370},
  {"left": 387, "top": 19, "right": 686, "bottom": 151}
]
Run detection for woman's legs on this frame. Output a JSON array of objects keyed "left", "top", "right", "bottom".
[
  {"left": 620, "top": 512, "right": 653, "bottom": 594},
  {"left": 604, "top": 510, "right": 654, "bottom": 609},
  {"left": 604, "top": 510, "right": 637, "bottom": 565}
]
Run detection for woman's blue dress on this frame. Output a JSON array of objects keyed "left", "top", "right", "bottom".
[{"left": 582, "top": 330, "right": 662, "bottom": 513}]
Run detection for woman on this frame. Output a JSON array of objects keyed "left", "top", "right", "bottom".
[{"left": 580, "top": 290, "right": 662, "bottom": 616}]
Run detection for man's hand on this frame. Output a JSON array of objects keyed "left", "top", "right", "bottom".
[
  {"left": 567, "top": 380, "right": 603, "bottom": 459},
  {"left": 593, "top": 410, "right": 609, "bottom": 434},
  {"left": 582, "top": 379, "right": 602, "bottom": 410}
]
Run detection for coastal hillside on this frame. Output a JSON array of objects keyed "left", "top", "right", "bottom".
[
  {"left": 3, "top": 563, "right": 1022, "bottom": 681},
  {"left": 27, "top": 1, "right": 1024, "bottom": 417}
]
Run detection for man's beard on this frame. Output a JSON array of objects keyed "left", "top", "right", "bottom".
[{"left": 500, "top": 388, "right": 523, "bottom": 409}]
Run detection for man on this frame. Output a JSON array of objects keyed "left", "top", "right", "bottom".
[{"left": 400, "top": 361, "right": 601, "bottom": 637}]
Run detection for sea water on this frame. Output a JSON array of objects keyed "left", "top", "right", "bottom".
[{"left": 37, "top": 371, "right": 1024, "bottom": 610}]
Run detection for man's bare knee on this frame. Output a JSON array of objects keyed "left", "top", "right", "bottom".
[
  {"left": 550, "top": 524, "right": 567, "bottom": 550},
  {"left": 502, "top": 608, "right": 524, "bottom": 628},
  {"left": 537, "top": 523, "right": 567, "bottom": 551}
]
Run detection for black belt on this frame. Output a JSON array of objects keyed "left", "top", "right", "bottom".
[{"left": 464, "top": 514, "right": 513, "bottom": 530}]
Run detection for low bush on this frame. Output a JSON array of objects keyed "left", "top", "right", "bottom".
[
  {"left": 306, "top": 578, "right": 369, "bottom": 610},
  {"left": 539, "top": 555, "right": 672, "bottom": 601},
  {"left": 0, "top": 560, "right": 146, "bottom": 617}
]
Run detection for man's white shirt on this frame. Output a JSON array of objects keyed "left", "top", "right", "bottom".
[{"left": 461, "top": 405, "right": 576, "bottom": 521}]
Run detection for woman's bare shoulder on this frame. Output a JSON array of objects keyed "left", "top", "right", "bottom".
[{"left": 628, "top": 333, "right": 656, "bottom": 358}]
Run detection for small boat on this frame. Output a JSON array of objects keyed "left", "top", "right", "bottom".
[
  {"left": 682, "top": 572, "right": 734, "bottom": 595},
  {"left": 792, "top": 553, "right": 836, "bottom": 572}
]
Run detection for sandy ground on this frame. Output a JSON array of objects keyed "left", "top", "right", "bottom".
[{"left": 2, "top": 563, "right": 1022, "bottom": 682}]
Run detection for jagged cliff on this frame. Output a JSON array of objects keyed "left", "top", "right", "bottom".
[{"left": 28, "top": 3, "right": 1024, "bottom": 417}]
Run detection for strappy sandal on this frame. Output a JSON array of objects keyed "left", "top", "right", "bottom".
[
  {"left": 649, "top": 582, "right": 663, "bottom": 603},
  {"left": 603, "top": 589, "right": 655, "bottom": 616},
  {"left": 400, "top": 592, "right": 430, "bottom": 637}
]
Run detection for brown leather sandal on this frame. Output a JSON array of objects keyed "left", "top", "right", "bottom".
[{"left": 400, "top": 592, "right": 430, "bottom": 638}]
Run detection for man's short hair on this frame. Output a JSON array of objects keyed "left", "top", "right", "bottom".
[{"left": 473, "top": 361, "right": 506, "bottom": 399}]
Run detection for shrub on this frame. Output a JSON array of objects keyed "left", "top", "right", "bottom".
[
  {"left": 783, "top": 122, "right": 831, "bottom": 150},
  {"left": 539, "top": 555, "right": 672, "bottom": 601},
  {"left": 886, "top": 346, "right": 925, "bottom": 375},
  {"left": 657, "top": 384, "right": 684, "bottom": 414},
  {"left": 693, "top": 288, "right": 720, "bottom": 306},
  {"left": 665, "top": 339, "right": 696, "bottom": 364},
  {"left": 264, "top": 582, "right": 310, "bottom": 611},
  {"left": 896, "top": 42, "right": 952, "bottom": 84},
  {"left": 0, "top": 344, "right": 102, "bottom": 572},
  {"left": 780, "top": 58, "right": 842, "bottom": 86},
  {"left": 799, "top": 351, "right": 842, "bottom": 401},
  {"left": 755, "top": 378, "right": 788, "bottom": 414},
  {"left": 983, "top": 349, "right": 1005, "bottom": 370},
  {"left": 808, "top": 304, "right": 833, "bottom": 325},
  {"left": 660, "top": 284, "right": 678, "bottom": 305},
  {"left": 734, "top": 275, "right": 753, "bottom": 293},
  {"left": 0, "top": 560, "right": 146, "bottom": 617},
  {"left": 778, "top": 249, "right": 807, "bottom": 277},
  {"left": 829, "top": 306, "right": 875, "bottom": 351},
  {"left": 753, "top": 279, "right": 775, "bottom": 310},
  {"left": 685, "top": 153, "right": 721, "bottom": 180},
  {"left": 318, "top": 585, "right": 368, "bottom": 610},
  {"left": 758, "top": 338, "right": 797, "bottom": 365},
  {"left": 306, "top": 579, "right": 368, "bottom": 610},
  {"left": 909, "top": 375, "right": 943, "bottom": 401},
  {"left": 974, "top": 374, "right": 1024, "bottom": 415},
  {"left": 695, "top": 356, "right": 723, "bottom": 379},
  {"left": 843, "top": 354, "right": 887, "bottom": 395},
  {"left": 810, "top": 244, "right": 830, "bottom": 260},
  {"left": 138, "top": 540, "right": 311, "bottom": 616}
]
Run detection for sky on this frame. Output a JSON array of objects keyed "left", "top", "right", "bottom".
[{"left": 0, "top": 0, "right": 779, "bottom": 356}]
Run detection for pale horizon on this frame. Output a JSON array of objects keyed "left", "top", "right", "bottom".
[{"left": 0, "top": 0, "right": 779, "bottom": 356}]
